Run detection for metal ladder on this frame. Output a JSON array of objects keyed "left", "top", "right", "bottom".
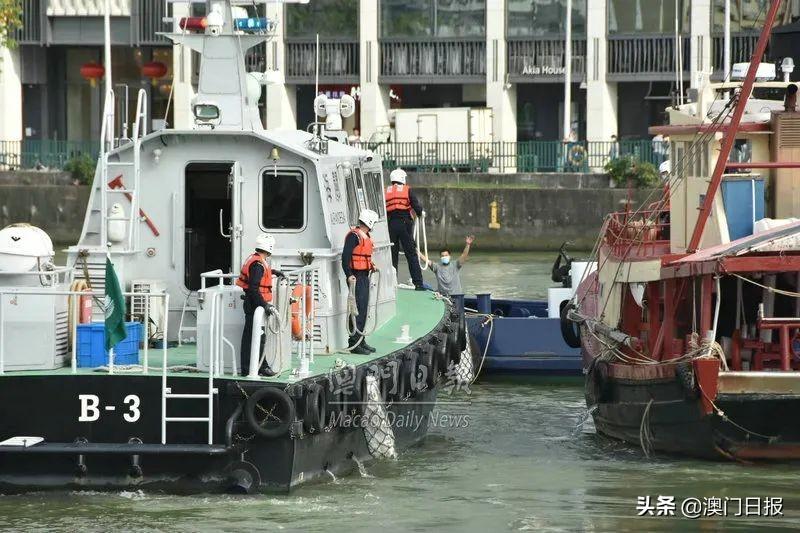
[
  {"left": 178, "top": 292, "right": 198, "bottom": 345},
  {"left": 160, "top": 290, "right": 218, "bottom": 445},
  {"left": 98, "top": 88, "right": 147, "bottom": 252}
]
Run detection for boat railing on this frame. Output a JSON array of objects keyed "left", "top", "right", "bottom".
[
  {"left": 0, "top": 287, "right": 168, "bottom": 377},
  {"left": 0, "top": 266, "right": 73, "bottom": 286},
  {"left": 602, "top": 209, "right": 671, "bottom": 260}
]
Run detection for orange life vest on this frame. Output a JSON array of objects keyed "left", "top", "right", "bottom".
[
  {"left": 349, "top": 228, "right": 374, "bottom": 271},
  {"left": 236, "top": 253, "right": 273, "bottom": 302},
  {"left": 385, "top": 184, "right": 411, "bottom": 213}
]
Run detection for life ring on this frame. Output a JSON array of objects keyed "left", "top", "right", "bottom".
[
  {"left": 568, "top": 144, "right": 586, "bottom": 167},
  {"left": 245, "top": 387, "right": 295, "bottom": 439},
  {"left": 303, "top": 383, "right": 326, "bottom": 434},
  {"left": 68, "top": 279, "right": 93, "bottom": 347},
  {"left": 291, "top": 284, "right": 313, "bottom": 340},
  {"left": 560, "top": 301, "right": 582, "bottom": 349}
]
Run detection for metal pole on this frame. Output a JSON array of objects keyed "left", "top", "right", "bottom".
[
  {"left": 688, "top": 0, "right": 783, "bottom": 252},
  {"left": 724, "top": 0, "right": 731, "bottom": 81},
  {"left": 563, "top": 0, "right": 572, "bottom": 140},
  {"left": 104, "top": 0, "right": 113, "bottom": 140}
]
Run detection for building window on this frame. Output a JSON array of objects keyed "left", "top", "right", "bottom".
[
  {"left": 608, "top": 0, "right": 689, "bottom": 34},
  {"left": 380, "top": 0, "right": 486, "bottom": 38},
  {"left": 261, "top": 170, "right": 305, "bottom": 229},
  {"left": 285, "top": 0, "right": 359, "bottom": 38},
  {"left": 507, "top": 0, "right": 587, "bottom": 38},
  {"left": 711, "top": 0, "right": 793, "bottom": 32}
]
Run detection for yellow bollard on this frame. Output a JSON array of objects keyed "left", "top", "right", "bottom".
[{"left": 489, "top": 200, "right": 501, "bottom": 230}]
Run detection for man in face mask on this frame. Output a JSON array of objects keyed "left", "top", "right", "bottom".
[{"left": 418, "top": 235, "right": 475, "bottom": 296}]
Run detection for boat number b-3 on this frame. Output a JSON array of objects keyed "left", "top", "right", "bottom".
[{"left": 78, "top": 394, "right": 141, "bottom": 422}]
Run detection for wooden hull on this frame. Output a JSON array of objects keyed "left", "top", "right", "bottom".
[{"left": 587, "top": 362, "right": 800, "bottom": 460}]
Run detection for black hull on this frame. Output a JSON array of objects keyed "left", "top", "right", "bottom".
[
  {"left": 587, "top": 369, "right": 800, "bottom": 460},
  {"left": 0, "top": 373, "right": 439, "bottom": 493}
]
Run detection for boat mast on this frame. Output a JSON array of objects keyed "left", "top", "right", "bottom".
[{"left": 687, "top": 0, "right": 783, "bottom": 252}]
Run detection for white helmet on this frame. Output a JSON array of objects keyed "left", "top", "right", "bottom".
[
  {"left": 358, "top": 209, "right": 379, "bottom": 230},
  {"left": 389, "top": 168, "right": 407, "bottom": 185},
  {"left": 255, "top": 233, "right": 275, "bottom": 254},
  {"left": 659, "top": 160, "right": 671, "bottom": 175}
]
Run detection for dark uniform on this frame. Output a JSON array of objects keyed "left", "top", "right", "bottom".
[
  {"left": 384, "top": 182, "right": 424, "bottom": 288},
  {"left": 342, "top": 226, "right": 373, "bottom": 349},
  {"left": 236, "top": 253, "right": 273, "bottom": 376}
]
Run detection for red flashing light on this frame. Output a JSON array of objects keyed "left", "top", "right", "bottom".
[{"left": 179, "top": 17, "right": 208, "bottom": 31}]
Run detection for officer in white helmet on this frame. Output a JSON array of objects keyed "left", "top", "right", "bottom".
[
  {"left": 342, "top": 209, "right": 379, "bottom": 354},
  {"left": 235, "top": 233, "right": 284, "bottom": 376},
  {"left": 659, "top": 160, "right": 671, "bottom": 182},
  {"left": 384, "top": 167, "right": 425, "bottom": 290}
]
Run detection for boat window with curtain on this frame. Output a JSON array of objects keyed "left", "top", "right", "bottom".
[
  {"left": 607, "top": 0, "right": 689, "bottom": 34},
  {"left": 506, "top": 0, "right": 587, "bottom": 38},
  {"left": 380, "top": 0, "right": 486, "bottom": 38}
]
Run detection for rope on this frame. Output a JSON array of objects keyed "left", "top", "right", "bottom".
[
  {"left": 340, "top": 269, "right": 382, "bottom": 352},
  {"left": 413, "top": 213, "right": 429, "bottom": 271},
  {"left": 732, "top": 273, "right": 800, "bottom": 298},
  {"left": 639, "top": 399, "right": 654, "bottom": 458}
]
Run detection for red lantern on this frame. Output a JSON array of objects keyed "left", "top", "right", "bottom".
[
  {"left": 142, "top": 61, "right": 168, "bottom": 86},
  {"left": 80, "top": 62, "right": 105, "bottom": 87}
]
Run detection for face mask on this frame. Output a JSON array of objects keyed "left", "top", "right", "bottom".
[{"left": 441, "top": 256, "right": 451, "bottom": 265}]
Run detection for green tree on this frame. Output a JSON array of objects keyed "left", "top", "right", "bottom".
[
  {"left": 0, "top": 0, "right": 23, "bottom": 50},
  {"left": 604, "top": 155, "right": 659, "bottom": 189},
  {"left": 0, "top": 0, "right": 23, "bottom": 73}
]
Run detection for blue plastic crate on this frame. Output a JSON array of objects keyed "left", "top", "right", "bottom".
[{"left": 76, "top": 322, "right": 143, "bottom": 368}]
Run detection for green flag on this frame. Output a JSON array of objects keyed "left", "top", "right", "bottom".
[{"left": 104, "top": 257, "right": 127, "bottom": 352}]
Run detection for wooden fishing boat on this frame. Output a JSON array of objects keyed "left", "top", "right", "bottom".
[{"left": 565, "top": 0, "right": 800, "bottom": 460}]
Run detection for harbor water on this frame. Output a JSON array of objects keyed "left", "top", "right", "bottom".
[{"left": 3, "top": 252, "right": 798, "bottom": 531}]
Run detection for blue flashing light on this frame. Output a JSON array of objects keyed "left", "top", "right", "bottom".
[{"left": 234, "top": 17, "right": 270, "bottom": 31}]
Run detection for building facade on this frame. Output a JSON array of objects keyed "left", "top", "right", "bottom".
[{"left": 1, "top": 0, "right": 797, "bottom": 149}]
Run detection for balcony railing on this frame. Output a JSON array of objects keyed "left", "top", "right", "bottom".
[
  {"left": 134, "top": 0, "right": 167, "bottom": 45},
  {"left": 607, "top": 34, "right": 690, "bottom": 81},
  {"left": 285, "top": 39, "right": 359, "bottom": 83},
  {"left": 14, "top": 0, "right": 44, "bottom": 44},
  {"left": 711, "top": 32, "right": 760, "bottom": 77},
  {"left": 380, "top": 38, "right": 486, "bottom": 82},
  {"left": 356, "top": 139, "right": 657, "bottom": 173},
  {"left": 507, "top": 37, "right": 586, "bottom": 81},
  {"left": 0, "top": 140, "right": 99, "bottom": 171}
]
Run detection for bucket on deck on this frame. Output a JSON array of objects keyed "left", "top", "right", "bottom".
[{"left": 76, "top": 322, "right": 143, "bottom": 367}]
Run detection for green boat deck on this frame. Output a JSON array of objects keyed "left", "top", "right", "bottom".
[{"left": 0, "top": 289, "right": 447, "bottom": 382}]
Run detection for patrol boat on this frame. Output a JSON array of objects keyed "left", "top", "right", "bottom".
[{"left": 0, "top": 0, "right": 467, "bottom": 493}]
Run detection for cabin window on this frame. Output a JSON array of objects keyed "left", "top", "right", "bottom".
[
  {"left": 261, "top": 170, "right": 305, "bottom": 229},
  {"left": 365, "top": 171, "right": 386, "bottom": 218},
  {"left": 342, "top": 164, "right": 361, "bottom": 226},
  {"left": 671, "top": 140, "right": 708, "bottom": 178}
]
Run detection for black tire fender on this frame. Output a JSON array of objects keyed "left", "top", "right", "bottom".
[
  {"left": 303, "top": 383, "right": 326, "bottom": 434},
  {"left": 560, "top": 301, "right": 582, "bottom": 349},
  {"left": 245, "top": 387, "right": 296, "bottom": 439},
  {"left": 675, "top": 361, "right": 699, "bottom": 399}
]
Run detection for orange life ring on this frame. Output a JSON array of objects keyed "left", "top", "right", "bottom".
[
  {"left": 79, "top": 290, "right": 92, "bottom": 323},
  {"left": 291, "top": 285, "right": 313, "bottom": 340}
]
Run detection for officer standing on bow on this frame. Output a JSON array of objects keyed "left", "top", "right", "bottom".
[
  {"left": 385, "top": 168, "right": 425, "bottom": 290},
  {"left": 342, "top": 209, "right": 379, "bottom": 355},
  {"left": 236, "top": 233, "right": 284, "bottom": 377}
]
